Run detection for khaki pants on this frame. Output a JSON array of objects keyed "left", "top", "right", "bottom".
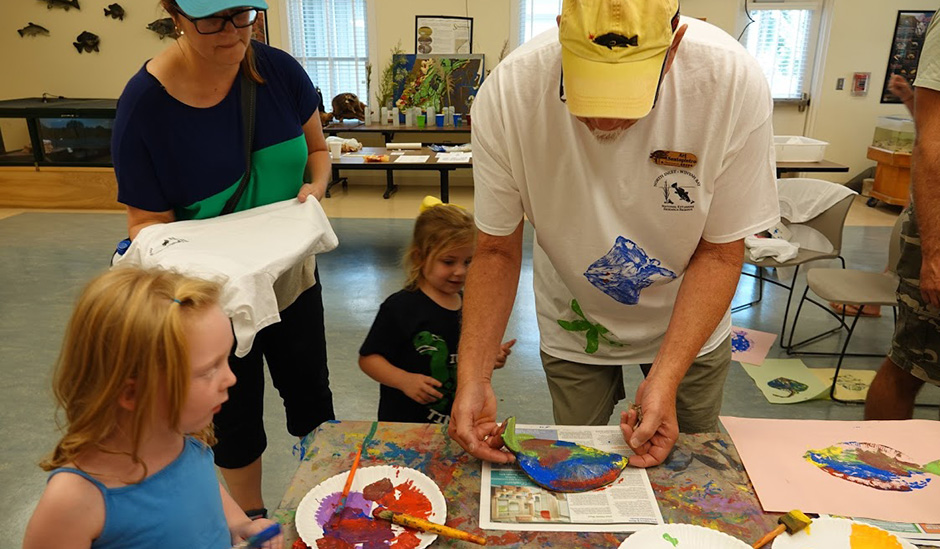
[{"left": 540, "top": 336, "right": 732, "bottom": 432}]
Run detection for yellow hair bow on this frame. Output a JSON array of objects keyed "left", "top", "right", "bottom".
[{"left": 419, "top": 195, "right": 466, "bottom": 213}]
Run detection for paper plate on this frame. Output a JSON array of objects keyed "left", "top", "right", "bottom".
[
  {"left": 619, "top": 524, "right": 751, "bottom": 548},
  {"left": 295, "top": 465, "right": 447, "bottom": 549},
  {"left": 772, "top": 517, "right": 916, "bottom": 549}
]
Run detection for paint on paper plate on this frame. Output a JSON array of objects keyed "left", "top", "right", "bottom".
[
  {"left": 804, "top": 441, "right": 940, "bottom": 492},
  {"left": 502, "top": 416, "right": 629, "bottom": 492},
  {"left": 314, "top": 478, "right": 432, "bottom": 547},
  {"left": 729, "top": 326, "right": 776, "bottom": 365}
]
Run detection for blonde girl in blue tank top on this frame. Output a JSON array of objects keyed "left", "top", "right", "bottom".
[{"left": 22, "top": 268, "right": 282, "bottom": 548}]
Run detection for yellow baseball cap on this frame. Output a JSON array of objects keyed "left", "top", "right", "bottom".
[{"left": 560, "top": 0, "right": 680, "bottom": 119}]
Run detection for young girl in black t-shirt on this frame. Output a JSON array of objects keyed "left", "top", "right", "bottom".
[{"left": 359, "top": 197, "right": 515, "bottom": 424}]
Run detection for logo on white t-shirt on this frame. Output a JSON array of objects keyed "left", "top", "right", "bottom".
[
  {"left": 653, "top": 169, "right": 700, "bottom": 212},
  {"left": 148, "top": 237, "right": 189, "bottom": 256}
]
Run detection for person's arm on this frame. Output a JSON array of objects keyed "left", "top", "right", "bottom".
[
  {"left": 298, "top": 114, "right": 331, "bottom": 202},
  {"left": 126, "top": 205, "right": 175, "bottom": 240},
  {"left": 889, "top": 74, "right": 915, "bottom": 116},
  {"left": 22, "top": 473, "right": 103, "bottom": 549},
  {"left": 621, "top": 237, "right": 744, "bottom": 467},
  {"left": 912, "top": 86, "right": 940, "bottom": 308},
  {"left": 448, "top": 223, "right": 524, "bottom": 463},
  {"left": 221, "top": 483, "right": 283, "bottom": 548},
  {"left": 359, "top": 354, "right": 444, "bottom": 404}
]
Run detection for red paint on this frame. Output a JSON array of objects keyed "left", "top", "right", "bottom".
[
  {"left": 395, "top": 531, "right": 422, "bottom": 549},
  {"left": 521, "top": 439, "right": 574, "bottom": 468},
  {"left": 374, "top": 480, "right": 434, "bottom": 519},
  {"left": 363, "top": 478, "right": 394, "bottom": 501},
  {"left": 550, "top": 467, "right": 621, "bottom": 492},
  {"left": 540, "top": 510, "right": 551, "bottom": 519}
]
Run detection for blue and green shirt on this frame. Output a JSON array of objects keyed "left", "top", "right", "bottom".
[{"left": 113, "top": 41, "right": 319, "bottom": 220}]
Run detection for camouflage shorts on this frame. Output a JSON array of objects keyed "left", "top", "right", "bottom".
[{"left": 888, "top": 206, "right": 940, "bottom": 385}]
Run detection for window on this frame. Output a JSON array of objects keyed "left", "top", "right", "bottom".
[
  {"left": 286, "top": 0, "right": 369, "bottom": 105},
  {"left": 518, "top": 0, "right": 562, "bottom": 45},
  {"left": 743, "top": 2, "right": 821, "bottom": 100}
]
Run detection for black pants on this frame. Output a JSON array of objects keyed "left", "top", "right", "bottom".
[{"left": 213, "top": 273, "right": 334, "bottom": 469}]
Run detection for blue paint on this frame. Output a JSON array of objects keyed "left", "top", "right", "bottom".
[
  {"left": 767, "top": 377, "right": 809, "bottom": 398},
  {"left": 583, "top": 236, "right": 676, "bottom": 305},
  {"left": 730, "top": 330, "right": 752, "bottom": 352}
]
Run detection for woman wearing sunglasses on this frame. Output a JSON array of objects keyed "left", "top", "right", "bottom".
[{"left": 111, "top": 0, "right": 334, "bottom": 519}]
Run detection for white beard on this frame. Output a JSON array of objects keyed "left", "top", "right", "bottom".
[{"left": 590, "top": 127, "right": 628, "bottom": 143}]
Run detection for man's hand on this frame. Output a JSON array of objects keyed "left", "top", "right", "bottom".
[
  {"left": 399, "top": 373, "right": 444, "bottom": 405},
  {"left": 620, "top": 379, "right": 679, "bottom": 468},
  {"left": 449, "top": 379, "right": 515, "bottom": 463},
  {"left": 921, "top": 255, "right": 940, "bottom": 309},
  {"left": 494, "top": 339, "right": 517, "bottom": 369}
]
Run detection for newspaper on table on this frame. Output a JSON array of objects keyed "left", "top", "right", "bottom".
[{"left": 480, "top": 423, "right": 663, "bottom": 532}]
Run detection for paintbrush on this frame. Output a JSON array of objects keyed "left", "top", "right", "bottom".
[
  {"left": 328, "top": 421, "right": 379, "bottom": 525},
  {"left": 751, "top": 509, "right": 812, "bottom": 548},
  {"left": 231, "top": 523, "right": 281, "bottom": 548},
  {"left": 373, "top": 509, "right": 487, "bottom": 545}
]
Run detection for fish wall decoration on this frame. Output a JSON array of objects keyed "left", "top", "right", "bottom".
[
  {"left": 40, "top": 0, "right": 80, "bottom": 11},
  {"left": 73, "top": 31, "right": 100, "bottom": 53},
  {"left": 104, "top": 3, "right": 125, "bottom": 20},
  {"left": 18, "top": 23, "right": 50, "bottom": 37},
  {"left": 147, "top": 18, "right": 180, "bottom": 40}
]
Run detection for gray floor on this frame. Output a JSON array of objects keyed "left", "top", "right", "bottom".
[{"left": 1, "top": 212, "right": 938, "bottom": 547}]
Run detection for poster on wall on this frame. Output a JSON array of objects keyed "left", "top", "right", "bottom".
[
  {"left": 881, "top": 10, "right": 935, "bottom": 103},
  {"left": 251, "top": 11, "right": 269, "bottom": 45},
  {"left": 392, "top": 54, "right": 484, "bottom": 115},
  {"left": 415, "top": 16, "right": 472, "bottom": 55}
]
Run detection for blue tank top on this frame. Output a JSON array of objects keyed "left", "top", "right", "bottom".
[{"left": 49, "top": 437, "right": 230, "bottom": 549}]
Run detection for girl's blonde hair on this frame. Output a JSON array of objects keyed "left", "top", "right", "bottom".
[
  {"left": 403, "top": 204, "right": 476, "bottom": 290},
  {"left": 40, "top": 268, "right": 222, "bottom": 474}
]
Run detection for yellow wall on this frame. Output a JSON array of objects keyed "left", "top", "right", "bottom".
[{"left": 1, "top": 0, "right": 934, "bottom": 182}]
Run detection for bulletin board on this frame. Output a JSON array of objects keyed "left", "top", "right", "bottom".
[{"left": 881, "top": 10, "right": 935, "bottom": 103}]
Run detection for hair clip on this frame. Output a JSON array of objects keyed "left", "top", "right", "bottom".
[{"left": 171, "top": 298, "right": 182, "bottom": 304}]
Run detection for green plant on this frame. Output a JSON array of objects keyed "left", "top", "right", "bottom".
[{"left": 375, "top": 41, "right": 408, "bottom": 109}]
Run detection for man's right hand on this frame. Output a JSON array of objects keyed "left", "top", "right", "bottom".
[{"left": 448, "top": 379, "right": 515, "bottom": 463}]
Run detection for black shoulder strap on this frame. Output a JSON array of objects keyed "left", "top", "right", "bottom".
[{"left": 221, "top": 73, "right": 257, "bottom": 216}]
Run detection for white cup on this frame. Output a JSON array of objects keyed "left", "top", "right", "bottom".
[{"left": 329, "top": 141, "right": 342, "bottom": 160}]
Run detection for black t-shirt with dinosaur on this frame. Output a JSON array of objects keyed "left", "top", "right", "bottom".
[{"left": 359, "top": 289, "right": 460, "bottom": 424}]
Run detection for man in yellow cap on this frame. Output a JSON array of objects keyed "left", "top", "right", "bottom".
[{"left": 450, "top": 0, "right": 779, "bottom": 467}]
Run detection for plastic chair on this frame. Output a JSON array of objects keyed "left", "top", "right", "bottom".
[
  {"left": 786, "top": 213, "right": 904, "bottom": 403},
  {"left": 733, "top": 193, "right": 855, "bottom": 348}
]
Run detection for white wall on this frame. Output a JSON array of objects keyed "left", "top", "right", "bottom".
[{"left": 1, "top": 0, "right": 932, "bottom": 182}]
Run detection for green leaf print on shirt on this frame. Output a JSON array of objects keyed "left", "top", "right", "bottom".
[
  {"left": 414, "top": 331, "right": 456, "bottom": 413},
  {"left": 557, "top": 299, "right": 625, "bottom": 354}
]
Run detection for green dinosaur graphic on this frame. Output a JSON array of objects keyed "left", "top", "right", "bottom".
[
  {"left": 556, "top": 299, "right": 625, "bottom": 354},
  {"left": 413, "top": 331, "right": 455, "bottom": 413}
]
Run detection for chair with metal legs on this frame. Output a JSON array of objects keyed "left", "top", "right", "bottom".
[
  {"left": 785, "top": 213, "right": 904, "bottom": 403},
  {"left": 733, "top": 193, "right": 855, "bottom": 348}
]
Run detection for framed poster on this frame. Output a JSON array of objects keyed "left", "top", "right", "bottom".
[
  {"left": 392, "top": 54, "right": 485, "bottom": 114},
  {"left": 415, "top": 16, "right": 473, "bottom": 55},
  {"left": 251, "top": 11, "right": 269, "bottom": 45},
  {"left": 881, "top": 10, "right": 935, "bottom": 103}
]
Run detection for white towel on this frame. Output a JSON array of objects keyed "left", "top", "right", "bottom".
[
  {"left": 745, "top": 235, "right": 800, "bottom": 263},
  {"left": 777, "top": 178, "right": 856, "bottom": 223},
  {"left": 114, "top": 199, "right": 339, "bottom": 357}
]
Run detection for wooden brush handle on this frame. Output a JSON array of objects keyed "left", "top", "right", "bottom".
[{"left": 752, "top": 524, "right": 786, "bottom": 548}]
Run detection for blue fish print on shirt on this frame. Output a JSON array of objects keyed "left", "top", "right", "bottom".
[
  {"left": 583, "top": 237, "right": 676, "bottom": 305},
  {"left": 731, "top": 330, "right": 752, "bottom": 353}
]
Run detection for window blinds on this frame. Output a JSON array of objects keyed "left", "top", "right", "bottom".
[
  {"left": 745, "top": 8, "right": 814, "bottom": 100},
  {"left": 286, "top": 0, "right": 369, "bottom": 105},
  {"left": 519, "top": 0, "right": 563, "bottom": 44}
]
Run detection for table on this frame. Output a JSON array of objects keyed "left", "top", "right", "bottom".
[
  {"left": 775, "top": 159, "right": 850, "bottom": 178},
  {"left": 323, "top": 121, "right": 471, "bottom": 145},
  {"left": 866, "top": 146, "right": 911, "bottom": 207},
  {"left": 328, "top": 147, "right": 471, "bottom": 202},
  {"left": 274, "top": 421, "right": 777, "bottom": 548}
]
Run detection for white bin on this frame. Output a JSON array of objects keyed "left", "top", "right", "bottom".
[{"left": 774, "top": 135, "right": 829, "bottom": 162}]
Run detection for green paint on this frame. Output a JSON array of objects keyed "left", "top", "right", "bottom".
[
  {"left": 924, "top": 459, "right": 940, "bottom": 476},
  {"left": 662, "top": 533, "right": 679, "bottom": 546},
  {"left": 177, "top": 134, "right": 308, "bottom": 220},
  {"left": 556, "top": 299, "right": 625, "bottom": 354},
  {"left": 500, "top": 416, "right": 533, "bottom": 453}
]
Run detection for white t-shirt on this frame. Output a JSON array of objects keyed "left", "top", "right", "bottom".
[
  {"left": 916, "top": 10, "right": 940, "bottom": 92},
  {"left": 472, "top": 18, "right": 779, "bottom": 364}
]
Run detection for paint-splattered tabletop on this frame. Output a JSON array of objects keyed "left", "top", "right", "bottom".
[{"left": 274, "top": 421, "right": 777, "bottom": 547}]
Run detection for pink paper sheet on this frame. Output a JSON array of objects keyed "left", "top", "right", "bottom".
[
  {"left": 730, "top": 326, "right": 777, "bottom": 366},
  {"left": 720, "top": 416, "right": 940, "bottom": 523}
]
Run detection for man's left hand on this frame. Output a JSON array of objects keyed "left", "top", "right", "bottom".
[
  {"left": 620, "top": 379, "right": 679, "bottom": 468},
  {"left": 921, "top": 255, "right": 940, "bottom": 309}
]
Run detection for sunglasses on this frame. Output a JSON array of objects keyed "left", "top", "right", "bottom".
[{"left": 180, "top": 8, "right": 260, "bottom": 35}]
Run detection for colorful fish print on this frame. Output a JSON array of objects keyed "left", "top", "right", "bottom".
[
  {"left": 730, "top": 330, "right": 752, "bottom": 353},
  {"left": 583, "top": 236, "right": 675, "bottom": 305},
  {"left": 767, "top": 377, "right": 809, "bottom": 398},
  {"left": 804, "top": 441, "right": 940, "bottom": 492},
  {"left": 556, "top": 299, "right": 624, "bottom": 354},
  {"left": 501, "top": 416, "right": 629, "bottom": 492}
]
